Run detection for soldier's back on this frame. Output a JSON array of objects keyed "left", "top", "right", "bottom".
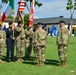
[{"left": 36, "top": 27, "right": 47, "bottom": 46}]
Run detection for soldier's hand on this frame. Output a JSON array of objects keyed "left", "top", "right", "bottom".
[{"left": 12, "top": 37, "right": 15, "bottom": 40}]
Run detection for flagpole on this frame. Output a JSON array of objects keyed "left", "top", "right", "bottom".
[{"left": 12, "top": 13, "right": 15, "bottom": 38}]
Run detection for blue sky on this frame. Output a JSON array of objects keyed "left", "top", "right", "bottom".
[{"left": 1, "top": 0, "right": 76, "bottom": 19}]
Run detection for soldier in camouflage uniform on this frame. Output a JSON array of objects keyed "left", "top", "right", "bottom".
[
  {"left": 57, "top": 21, "right": 69, "bottom": 67},
  {"left": 0, "top": 24, "right": 6, "bottom": 63},
  {"left": 15, "top": 21, "right": 25, "bottom": 62},
  {"left": 33, "top": 26, "right": 39, "bottom": 62},
  {"left": 25, "top": 27, "right": 33, "bottom": 60},
  {"left": 35, "top": 23, "right": 47, "bottom": 66}
]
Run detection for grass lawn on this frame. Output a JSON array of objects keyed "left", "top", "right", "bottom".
[{"left": 0, "top": 36, "right": 76, "bottom": 75}]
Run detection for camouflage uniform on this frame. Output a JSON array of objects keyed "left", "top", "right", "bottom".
[
  {"left": 57, "top": 25, "right": 69, "bottom": 66},
  {"left": 33, "top": 31, "right": 38, "bottom": 58},
  {"left": 32, "top": 28, "right": 39, "bottom": 61},
  {"left": 25, "top": 27, "right": 33, "bottom": 60},
  {"left": 16, "top": 26, "right": 25, "bottom": 61},
  {"left": 35, "top": 26, "right": 47, "bottom": 66},
  {"left": 0, "top": 27, "right": 6, "bottom": 63}
]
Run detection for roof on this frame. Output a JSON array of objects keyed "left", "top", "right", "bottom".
[
  {"left": 34, "top": 16, "right": 76, "bottom": 25},
  {"left": 4, "top": 18, "right": 17, "bottom": 22}
]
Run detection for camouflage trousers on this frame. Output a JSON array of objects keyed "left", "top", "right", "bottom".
[
  {"left": 0, "top": 43, "right": 4, "bottom": 59},
  {"left": 25, "top": 42, "right": 32, "bottom": 58},
  {"left": 16, "top": 40, "right": 25, "bottom": 58},
  {"left": 37, "top": 45, "right": 46, "bottom": 62},
  {"left": 58, "top": 44, "right": 68, "bottom": 62},
  {"left": 33, "top": 45, "right": 38, "bottom": 58}
]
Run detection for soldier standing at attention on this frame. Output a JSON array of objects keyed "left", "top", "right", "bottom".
[
  {"left": 33, "top": 26, "right": 39, "bottom": 62},
  {"left": 25, "top": 27, "right": 33, "bottom": 60},
  {"left": 15, "top": 21, "right": 25, "bottom": 62},
  {"left": 57, "top": 21, "right": 69, "bottom": 67},
  {"left": 6, "top": 22, "right": 16, "bottom": 62},
  {"left": 35, "top": 23, "right": 47, "bottom": 66},
  {"left": 0, "top": 24, "right": 6, "bottom": 63}
]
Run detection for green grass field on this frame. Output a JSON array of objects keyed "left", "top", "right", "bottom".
[{"left": 0, "top": 36, "right": 76, "bottom": 75}]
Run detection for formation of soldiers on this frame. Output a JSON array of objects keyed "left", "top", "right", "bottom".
[{"left": 0, "top": 21, "right": 69, "bottom": 67}]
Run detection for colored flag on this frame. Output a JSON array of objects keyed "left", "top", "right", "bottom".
[
  {"left": 9, "top": 0, "right": 14, "bottom": 13},
  {"left": 49, "top": 25, "right": 55, "bottom": 33},
  {"left": 29, "top": 0, "right": 35, "bottom": 27},
  {"left": 1, "top": 1, "right": 14, "bottom": 22},
  {"left": 42, "top": 24, "right": 46, "bottom": 30},
  {"left": 17, "top": 0, "right": 25, "bottom": 21},
  {"left": 2, "top": 24, "right": 6, "bottom": 31},
  {"left": 53, "top": 25, "right": 60, "bottom": 36}
]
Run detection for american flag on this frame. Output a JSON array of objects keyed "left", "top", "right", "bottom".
[{"left": 17, "top": 0, "right": 25, "bottom": 21}]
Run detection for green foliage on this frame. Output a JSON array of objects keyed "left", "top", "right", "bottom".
[
  {"left": 24, "top": 14, "right": 29, "bottom": 29},
  {"left": 35, "top": 1, "right": 42, "bottom": 7},
  {"left": 8, "top": 15, "right": 13, "bottom": 19},
  {"left": 2, "top": 0, "right": 8, "bottom": 3},
  {"left": 25, "top": 0, "right": 42, "bottom": 7}
]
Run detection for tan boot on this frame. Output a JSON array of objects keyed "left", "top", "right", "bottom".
[
  {"left": 41, "top": 61, "right": 44, "bottom": 66},
  {"left": 59, "top": 61, "right": 64, "bottom": 67},
  {"left": 63, "top": 61, "right": 66, "bottom": 67},
  {"left": 0, "top": 59, "right": 4, "bottom": 64},
  {"left": 36, "top": 61, "right": 43, "bottom": 66},
  {"left": 20, "top": 58, "right": 24, "bottom": 62},
  {"left": 18, "top": 58, "right": 20, "bottom": 62}
]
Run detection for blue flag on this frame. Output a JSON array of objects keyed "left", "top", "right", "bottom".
[
  {"left": 53, "top": 25, "right": 60, "bottom": 36},
  {"left": 2, "top": 25, "right": 6, "bottom": 31},
  {"left": 49, "top": 25, "right": 55, "bottom": 35}
]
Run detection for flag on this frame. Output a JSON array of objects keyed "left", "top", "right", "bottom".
[
  {"left": 49, "top": 25, "right": 55, "bottom": 34},
  {"left": 2, "top": 24, "right": 6, "bottom": 31},
  {"left": 1, "top": 1, "right": 14, "bottom": 22},
  {"left": 42, "top": 24, "right": 46, "bottom": 30},
  {"left": 9, "top": 0, "right": 14, "bottom": 13},
  {"left": 17, "top": 0, "right": 25, "bottom": 21},
  {"left": 17, "top": 11, "right": 23, "bottom": 21},
  {"left": 53, "top": 25, "right": 60, "bottom": 36},
  {"left": 29, "top": 0, "right": 35, "bottom": 27}
]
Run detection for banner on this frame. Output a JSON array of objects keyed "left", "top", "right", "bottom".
[{"left": 29, "top": 0, "right": 35, "bottom": 27}]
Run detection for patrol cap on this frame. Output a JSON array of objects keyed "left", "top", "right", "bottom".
[
  {"left": 18, "top": 21, "right": 22, "bottom": 25},
  {"left": 37, "top": 22, "right": 42, "bottom": 25},
  {"left": 60, "top": 21, "right": 65, "bottom": 24}
]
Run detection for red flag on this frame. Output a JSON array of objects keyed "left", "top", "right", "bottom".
[
  {"left": 17, "top": 0, "right": 25, "bottom": 21},
  {"left": 29, "top": 0, "right": 35, "bottom": 27}
]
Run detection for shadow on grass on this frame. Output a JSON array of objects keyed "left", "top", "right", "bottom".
[
  {"left": 22, "top": 56, "right": 37, "bottom": 65},
  {"left": 45, "top": 59, "right": 60, "bottom": 66},
  {"left": 2, "top": 56, "right": 7, "bottom": 62},
  {"left": 22, "top": 60, "right": 37, "bottom": 65}
]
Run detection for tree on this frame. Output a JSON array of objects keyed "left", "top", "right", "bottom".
[
  {"left": 23, "top": 14, "right": 29, "bottom": 29},
  {"left": 25, "top": 0, "right": 42, "bottom": 12},
  {"left": 66, "top": 0, "right": 76, "bottom": 35},
  {"left": 2, "top": 0, "right": 8, "bottom": 3}
]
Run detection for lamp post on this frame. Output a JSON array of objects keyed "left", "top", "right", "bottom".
[{"left": 66, "top": 0, "right": 76, "bottom": 36}]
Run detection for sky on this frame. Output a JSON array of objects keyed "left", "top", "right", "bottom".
[{"left": 1, "top": 0, "right": 76, "bottom": 19}]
